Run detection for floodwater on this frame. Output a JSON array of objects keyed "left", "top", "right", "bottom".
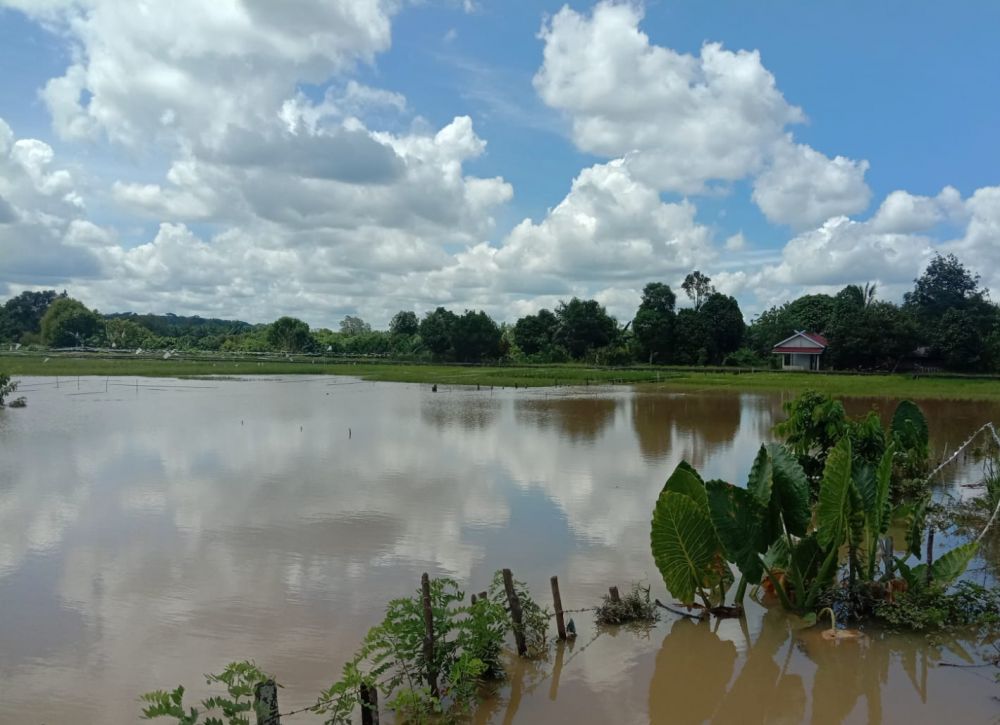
[{"left": 0, "top": 376, "right": 997, "bottom": 724}]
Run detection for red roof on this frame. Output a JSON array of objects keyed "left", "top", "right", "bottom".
[{"left": 771, "top": 331, "right": 828, "bottom": 353}]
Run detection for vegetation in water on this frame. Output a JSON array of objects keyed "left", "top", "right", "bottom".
[
  {"left": 0, "top": 371, "right": 20, "bottom": 407},
  {"left": 140, "top": 660, "right": 275, "bottom": 725},
  {"left": 650, "top": 392, "right": 986, "bottom": 629},
  {"left": 593, "top": 583, "right": 658, "bottom": 626},
  {"left": 140, "top": 572, "right": 550, "bottom": 724},
  {"left": 873, "top": 581, "right": 1000, "bottom": 631}
]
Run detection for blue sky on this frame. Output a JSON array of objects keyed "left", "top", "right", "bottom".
[{"left": 1, "top": 1, "right": 998, "bottom": 327}]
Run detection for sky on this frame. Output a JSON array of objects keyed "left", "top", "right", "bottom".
[{"left": 0, "top": 0, "right": 999, "bottom": 330}]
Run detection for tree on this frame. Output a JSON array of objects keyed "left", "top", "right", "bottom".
[
  {"left": 389, "top": 310, "right": 419, "bottom": 337},
  {"left": 681, "top": 271, "right": 715, "bottom": 311},
  {"left": 905, "top": 253, "right": 984, "bottom": 321},
  {"left": 553, "top": 298, "right": 617, "bottom": 359},
  {"left": 419, "top": 307, "right": 458, "bottom": 360},
  {"left": 39, "top": 297, "right": 100, "bottom": 347},
  {"left": 105, "top": 318, "right": 153, "bottom": 349},
  {"left": 700, "top": 293, "right": 745, "bottom": 364},
  {"left": 452, "top": 310, "right": 502, "bottom": 362},
  {"left": 672, "top": 308, "right": 708, "bottom": 364},
  {"left": 339, "top": 315, "right": 371, "bottom": 336},
  {"left": 632, "top": 282, "right": 677, "bottom": 363},
  {"left": 513, "top": 309, "right": 558, "bottom": 356},
  {"left": 0, "top": 289, "right": 64, "bottom": 342},
  {"left": 267, "top": 316, "right": 313, "bottom": 353}
]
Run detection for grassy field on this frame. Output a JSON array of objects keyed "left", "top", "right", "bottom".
[{"left": 2, "top": 351, "right": 999, "bottom": 400}]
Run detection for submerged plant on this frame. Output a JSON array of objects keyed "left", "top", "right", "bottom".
[
  {"left": 0, "top": 372, "right": 17, "bottom": 407},
  {"left": 140, "top": 660, "right": 274, "bottom": 725},
  {"left": 594, "top": 583, "right": 658, "bottom": 626}
]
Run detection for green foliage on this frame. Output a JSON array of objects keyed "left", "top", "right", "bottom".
[
  {"left": 40, "top": 297, "right": 101, "bottom": 347},
  {"left": 389, "top": 310, "right": 419, "bottom": 336},
  {"left": 452, "top": 310, "right": 502, "bottom": 362},
  {"left": 632, "top": 282, "right": 676, "bottom": 363},
  {"left": 594, "top": 583, "right": 658, "bottom": 626},
  {"left": 699, "top": 293, "right": 745, "bottom": 364},
  {"left": 681, "top": 270, "right": 715, "bottom": 311},
  {"left": 875, "top": 581, "right": 1000, "bottom": 631},
  {"left": 419, "top": 307, "right": 459, "bottom": 360},
  {"left": 0, "top": 289, "right": 64, "bottom": 342},
  {"left": 140, "top": 660, "right": 274, "bottom": 725},
  {"left": 0, "top": 372, "right": 17, "bottom": 406},
  {"left": 513, "top": 309, "right": 558, "bottom": 357},
  {"left": 266, "top": 316, "right": 313, "bottom": 353},
  {"left": 339, "top": 315, "right": 371, "bottom": 336},
  {"left": 553, "top": 297, "right": 617, "bottom": 360},
  {"left": 774, "top": 390, "right": 849, "bottom": 482},
  {"left": 487, "top": 571, "right": 550, "bottom": 658},
  {"left": 651, "top": 490, "right": 722, "bottom": 607}
]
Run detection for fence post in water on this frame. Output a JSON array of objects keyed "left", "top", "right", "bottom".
[
  {"left": 471, "top": 593, "right": 478, "bottom": 605},
  {"left": 609, "top": 586, "right": 621, "bottom": 604},
  {"left": 502, "top": 568, "right": 527, "bottom": 656},
  {"left": 360, "top": 682, "right": 379, "bottom": 725},
  {"left": 550, "top": 575, "right": 567, "bottom": 641},
  {"left": 253, "top": 680, "right": 279, "bottom": 725},
  {"left": 421, "top": 572, "right": 439, "bottom": 696},
  {"left": 478, "top": 590, "right": 488, "bottom": 603},
  {"left": 926, "top": 528, "right": 935, "bottom": 586}
]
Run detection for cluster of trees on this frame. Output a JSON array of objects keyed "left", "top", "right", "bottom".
[
  {"left": 2, "top": 255, "right": 996, "bottom": 372},
  {"left": 744, "top": 254, "right": 1000, "bottom": 372}
]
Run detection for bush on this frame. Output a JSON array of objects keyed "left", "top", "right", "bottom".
[
  {"left": 594, "top": 584, "right": 658, "bottom": 626},
  {"left": 0, "top": 372, "right": 17, "bottom": 406}
]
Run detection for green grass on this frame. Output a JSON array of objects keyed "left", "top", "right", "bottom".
[{"left": 2, "top": 352, "right": 1000, "bottom": 400}]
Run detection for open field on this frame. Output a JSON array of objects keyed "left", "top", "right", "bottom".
[{"left": 3, "top": 351, "right": 1000, "bottom": 400}]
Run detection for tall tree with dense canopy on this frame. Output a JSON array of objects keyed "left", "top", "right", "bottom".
[
  {"left": 267, "top": 316, "right": 313, "bottom": 353},
  {"left": 513, "top": 309, "right": 558, "bottom": 356},
  {"left": 419, "top": 307, "right": 458, "bottom": 360},
  {"left": 0, "top": 289, "right": 64, "bottom": 342},
  {"left": 632, "top": 282, "right": 677, "bottom": 363},
  {"left": 39, "top": 297, "right": 101, "bottom": 347},
  {"left": 553, "top": 297, "right": 617, "bottom": 359},
  {"left": 452, "top": 310, "right": 502, "bottom": 362},
  {"left": 389, "top": 310, "right": 419, "bottom": 337},
  {"left": 339, "top": 316, "right": 371, "bottom": 336},
  {"left": 700, "top": 293, "right": 745, "bottom": 364}
]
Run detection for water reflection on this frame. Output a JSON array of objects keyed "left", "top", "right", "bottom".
[{"left": 0, "top": 377, "right": 996, "bottom": 723}]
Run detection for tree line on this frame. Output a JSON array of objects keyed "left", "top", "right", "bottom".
[{"left": 1, "top": 254, "right": 997, "bottom": 372}]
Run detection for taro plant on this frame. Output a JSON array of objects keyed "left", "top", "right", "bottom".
[{"left": 651, "top": 430, "right": 977, "bottom": 619}]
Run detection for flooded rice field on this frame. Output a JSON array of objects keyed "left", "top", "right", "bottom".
[{"left": 1, "top": 376, "right": 998, "bottom": 723}]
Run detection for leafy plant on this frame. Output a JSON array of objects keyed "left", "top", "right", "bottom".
[
  {"left": 140, "top": 660, "right": 274, "bottom": 725},
  {"left": 487, "top": 570, "right": 550, "bottom": 658},
  {"left": 0, "top": 372, "right": 17, "bottom": 406},
  {"left": 594, "top": 583, "right": 658, "bottom": 626},
  {"left": 875, "top": 581, "right": 1000, "bottom": 631}
]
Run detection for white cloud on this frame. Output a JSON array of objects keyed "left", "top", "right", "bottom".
[
  {"left": 7, "top": 0, "right": 399, "bottom": 148},
  {"left": 534, "top": 1, "right": 803, "bottom": 194},
  {"left": 752, "top": 137, "right": 871, "bottom": 228}
]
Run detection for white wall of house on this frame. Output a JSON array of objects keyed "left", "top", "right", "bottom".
[{"left": 778, "top": 352, "right": 820, "bottom": 371}]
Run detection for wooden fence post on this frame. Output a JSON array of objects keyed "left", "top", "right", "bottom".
[
  {"left": 502, "top": 568, "right": 527, "bottom": 656},
  {"left": 360, "top": 682, "right": 379, "bottom": 725},
  {"left": 421, "top": 573, "right": 439, "bottom": 696},
  {"left": 253, "top": 680, "right": 280, "bottom": 725},
  {"left": 609, "top": 586, "right": 621, "bottom": 604},
  {"left": 478, "top": 591, "right": 488, "bottom": 602},
  {"left": 550, "top": 576, "right": 567, "bottom": 641},
  {"left": 926, "top": 528, "right": 935, "bottom": 586}
]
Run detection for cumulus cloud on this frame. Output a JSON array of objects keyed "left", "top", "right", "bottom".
[
  {"left": 752, "top": 137, "right": 871, "bottom": 228},
  {"left": 7, "top": 0, "right": 399, "bottom": 148},
  {"left": 534, "top": 2, "right": 803, "bottom": 194}
]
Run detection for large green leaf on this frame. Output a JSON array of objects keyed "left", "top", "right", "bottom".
[
  {"left": 706, "top": 480, "right": 768, "bottom": 582},
  {"left": 891, "top": 400, "right": 929, "bottom": 452},
  {"left": 892, "top": 500, "right": 927, "bottom": 558},
  {"left": 651, "top": 491, "right": 721, "bottom": 605},
  {"left": 816, "top": 437, "right": 854, "bottom": 550},
  {"left": 746, "top": 445, "right": 774, "bottom": 507},
  {"left": 661, "top": 460, "right": 709, "bottom": 513},
  {"left": 930, "top": 541, "right": 978, "bottom": 588},
  {"left": 872, "top": 445, "right": 894, "bottom": 535},
  {"left": 767, "top": 444, "right": 811, "bottom": 536}
]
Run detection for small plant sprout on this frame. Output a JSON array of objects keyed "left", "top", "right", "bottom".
[{"left": 818, "top": 607, "right": 864, "bottom": 642}]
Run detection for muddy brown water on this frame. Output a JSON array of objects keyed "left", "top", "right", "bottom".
[{"left": 0, "top": 376, "right": 997, "bottom": 723}]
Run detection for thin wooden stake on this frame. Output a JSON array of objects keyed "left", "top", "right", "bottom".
[
  {"left": 471, "top": 593, "right": 478, "bottom": 605},
  {"left": 502, "top": 568, "right": 527, "bottom": 656},
  {"left": 360, "top": 682, "right": 379, "bottom": 725},
  {"left": 421, "top": 572, "right": 439, "bottom": 696},
  {"left": 609, "top": 586, "right": 621, "bottom": 604},
  {"left": 478, "top": 591, "right": 488, "bottom": 602},
  {"left": 253, "top": 680, "right": 280, "bottom": 725},
  {"left": 926, "top": 528, "right": 935, "bottom": 586},
  {"left": 550, "top": 575, "right": 567, "bottom": 641}
]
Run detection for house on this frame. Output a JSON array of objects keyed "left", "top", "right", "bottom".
[{"left": 772, "top": 331, "right": 828, "bottom": 371}]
